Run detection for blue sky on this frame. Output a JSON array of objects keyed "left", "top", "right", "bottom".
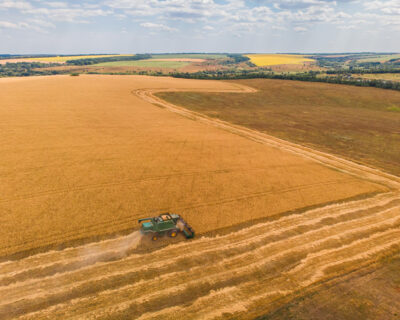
[{"left": 0, "top": 0, "right": 399, "bottom": 54}]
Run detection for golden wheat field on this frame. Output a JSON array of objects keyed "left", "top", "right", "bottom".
[
  {"left": 246, "top": 54, "right": 314, "bottom": 66},
  {"left": 1, "top": 75, "right": 400, "bottom": 319}
]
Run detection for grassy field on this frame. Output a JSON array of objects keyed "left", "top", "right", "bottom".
[
  {"left": 357, "top": 54, "right": 400, "bottom": 63},
  {"left": 245, "top": 54, "right": 314, "bottom": 66},
  {"left": 157, "top": 79, "right": 400, "bottom": 176},
  {"left": 94, "top": 60, "right": 190, "bottom": 68},
  {"left": 0, "top": 75, "right": 399, "bottom": 319},
  {"left": 30, "top": 54, "right": 133, "bottom": 62},
  {"left": 150, "top": 53, "right": 227, "bottom": 59}
]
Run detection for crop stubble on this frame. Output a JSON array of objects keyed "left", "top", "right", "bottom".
[{"left": 0, "top": 75, "right": 399, "bottom": 319}]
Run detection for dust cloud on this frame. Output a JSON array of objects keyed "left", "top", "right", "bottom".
[{"left": 79, "top": 231, "right": 143, "bottom": 266}]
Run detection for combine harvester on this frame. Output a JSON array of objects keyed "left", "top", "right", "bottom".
[{"left": 138, "top": 213, "right": 195, "bottom": 241}]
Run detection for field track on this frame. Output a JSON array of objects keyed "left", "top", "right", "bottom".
[{"left": 1, "top": 76, "right": 400, "bottom": 319}]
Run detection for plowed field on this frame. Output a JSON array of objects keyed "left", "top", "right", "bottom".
[{"left": 0, "top": 75, "right": 399, "bottom": 319}]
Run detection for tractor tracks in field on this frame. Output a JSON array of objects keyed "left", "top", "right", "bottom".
[
  {"left": 0, "top": 192, "right": 399, "bottom": 319},
  {"left": 1, "top": 167, "right": 265, "bottom": 204},
  {"left": 0, "top": 192, "right": 396, "bottom": 286}
]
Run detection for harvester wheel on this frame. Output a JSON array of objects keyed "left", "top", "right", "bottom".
[
  {"left": 151, "top": 235, "right": 158, "bottom": 241},
  {"left": 168, "top": 230, "right": 178, "bottom": 238}
]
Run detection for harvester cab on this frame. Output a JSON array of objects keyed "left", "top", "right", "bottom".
[{"left": 138, "top": 213, "right": 195, "bottom": 241}]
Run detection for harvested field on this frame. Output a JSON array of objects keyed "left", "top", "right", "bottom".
[
  {"left": 1, "top": 75, "right": 400, "bottom": 319},
  {"left": 265, "top": 253, "right": 400, "bottom": 319}
]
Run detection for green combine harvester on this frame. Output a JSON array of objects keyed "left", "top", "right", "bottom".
[{"left": 138, "top": 213, "right": 195, "bottom": 241}]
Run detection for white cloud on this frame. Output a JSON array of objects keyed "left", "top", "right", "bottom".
[
  {"left": 0, "top": 18, "right": 52, "bottom": 32},
  {"left": 0, "top": 0, "right": 32, "bottom": 10},
  {"left": 140, "top": 22, "right": 177, "bottom": 32},
  {"left": 364, "top": 0, "right": 400, "bottom": 15},
  {"left": 28, "top": 18, "right": 55, "bottom": 28},
  {"left": 43, "top": 1, "right": 68, "bottom": 8},
  {"left": 22, "top": 7, "right": 112, "bottom": 23},
  {"left": 337, "top": 24, "right": 356, "bottom": 29},
  {"left": 294, "top": 26, "right": 308, "bottom": 32},
  {"left": 0, "top": 20, "right": 19, "bottom": 28},
  {"left": 0, "top": 0, "right": 399, "bottom": 51}
]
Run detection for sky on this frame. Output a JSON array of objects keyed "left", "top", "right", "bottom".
[{"left": 0, "top": 0, "right": 399, "bottom": 54}]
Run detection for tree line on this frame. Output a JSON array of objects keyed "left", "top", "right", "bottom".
[
  {"left": 0, "top": 62, "right": 59, "bottom": 77},
  {"left": 327, "top": 68, "right": 400, "bottom": 75},
  {"left": 67, "top": 54, "right": 152, "bottom": 65},
  {"left": 169, "top": 70, "right": 400, "bottom": 91}
]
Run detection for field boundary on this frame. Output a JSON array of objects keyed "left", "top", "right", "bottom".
[{"left": 134, "top": 83, "right": 400, "bottom": 191}]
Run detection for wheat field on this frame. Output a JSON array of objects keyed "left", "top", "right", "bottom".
[
  {"left": 246, "top": 54, "right": 315, "bottom": 66},
  {"left": 0, "top": 75, "right": 399, "bottom": 319}
]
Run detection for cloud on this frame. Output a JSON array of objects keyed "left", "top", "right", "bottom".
[
  {"left": 43, "top": 1, "right": 68, "bottom": 8},
  {"left": 0, "top": 0, "right": 399, "bottom": 51},
  {"left": 337, "top": 24, "right": 356, "bottom": 29},
  {"left": 0, "top": 20, "right": 19, "bottom": 28},
  {"left": 0, "top": 0, "right": 32, "bottom": 10},
  {"left": 294, "top": 26, "right": 308, "bottom": 32},
  {"left": 22, "top": 7, "right": 112, "bottom": 23},
  {"left": 0, "top": 18, "right": 52, "bottom": 32},
  {"left": 140, "top": 22, "right": 177, "bottom": 32},
  {"left": 274, "top": 0, "right": 329, "bottom": 10},
  {"left": 364, "top": 0, "right": 400, "bottom": 15},
  {"left": 28, "top": 18, "right": 55, "bottom": 28}
]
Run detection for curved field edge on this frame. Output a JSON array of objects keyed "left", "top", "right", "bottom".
[
  {"left": 155, "top": 79, "right": 400, "bottom": 177},
  {"left": 145, "top": 84, "right": 400, "bottom": 188}
]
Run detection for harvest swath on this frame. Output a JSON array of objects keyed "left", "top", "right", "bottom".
[
  {"left": 0, "top": 75, "right": 399, "bottom": 319},
  {"left": 245, "top": 54, "right": 314, "bottom": 66}
]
